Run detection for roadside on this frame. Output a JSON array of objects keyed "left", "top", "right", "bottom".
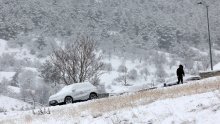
[{"left": 1, "top": 76, "right": 220, "bottom": 123}]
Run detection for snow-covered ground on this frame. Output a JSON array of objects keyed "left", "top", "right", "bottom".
[
  {"left": 1, "top": 77, "right": 220, "bottom": 124},
  {"left": 214, "top": 62, "right": 220, "bottom": 70},
  {"left": 0, "top": 72, "right": 15, "bottom": 82},
  {"left": 1, "top": 90, "right": 220, "bottom": 124},
  {"left": 77, "top": 91, "right": 220, "bottom": 124},
  {"left": 0, "top": 95, "right": 32, "bottom": 112}
]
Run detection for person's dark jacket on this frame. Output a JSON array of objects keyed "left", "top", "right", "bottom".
[{"left": 176, "top": 65, "right": 185, "bottom": 77}]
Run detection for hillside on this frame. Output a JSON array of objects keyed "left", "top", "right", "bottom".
[
  {"left": 0, "top": 95, "right": 32, "bottom": 113},
  {"left": 1, "top": 76, "right": 220, "bottom": 123},
  {"left": 0, "top": 0, "right": 220, "bottom": 123},
  {"left": 1, "top": 0, "right": 220, "bottom": 54},
  {"left": 0, "top": 38, "right": 220, "bottom": 106}
]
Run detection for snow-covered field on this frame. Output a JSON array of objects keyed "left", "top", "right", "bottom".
[
  {"left": 1, "top": 76, "right": 220, "bottom": 124},
  {"left": 0, "top": 95, "right": 32, "bottom": 113}
]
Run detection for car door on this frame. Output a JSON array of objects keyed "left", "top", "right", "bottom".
[{"left": 72, "top": 85, "right": 91, "bottom": 100}]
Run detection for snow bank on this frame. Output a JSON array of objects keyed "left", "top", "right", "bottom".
[
  {"left": 0, "top": 95, "right": 32, "bottom": 112},
  {"left": 214, "top": 62, "right": 220, "bottom": 70}
]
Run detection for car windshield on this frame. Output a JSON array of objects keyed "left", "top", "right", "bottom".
[{"left": 56, "top": 85, "right": 74, "bottom": 95}]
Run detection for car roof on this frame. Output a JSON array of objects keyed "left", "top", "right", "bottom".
[
  {"left": 66, "top": 82, "right": 93, "bottom": 89},
  {"left": 57, "top": 82, "right": 94, "bottom": 94}
]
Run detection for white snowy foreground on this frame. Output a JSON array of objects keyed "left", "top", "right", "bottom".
[
  {"left": 73, "top": 91, "right": 220, "bottom": 124},
  {"left": 1, "top": 77, "right": 220, "bottom": 124},
  {"left": 0, "top": 95, "right": 32, "bottom": 112}
]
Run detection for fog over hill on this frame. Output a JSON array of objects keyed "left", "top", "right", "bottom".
[{"left": 1, "top": 0, "right": 220, "bottom": 52}]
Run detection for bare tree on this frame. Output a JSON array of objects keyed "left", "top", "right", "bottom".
[
  {"left": 116, "top": 65, "right": 128, "bottom": 85},
  {"left": 39, "top": 60, "right": 61, "bottom": 86},
  {"left": 40, "top": 36, "right": 103, "bottom": 85}
]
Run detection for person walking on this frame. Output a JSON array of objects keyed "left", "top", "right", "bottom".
[{"left": 176, "top": 64, "right": 185, "bottom": 84}]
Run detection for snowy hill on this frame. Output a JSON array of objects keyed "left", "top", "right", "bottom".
[
  {"left": 0, "top": 39, "right": 219, "bottom": 105},
  {"left": 0, "top": 72, "right": 15, "bottom": 83},
  {"left": 0, "top": 76, "right": 220, "bottom": 123},
  {"left": 0, "top": 95, "right": 32, "bottom": 113},
  {"left": 0, "top": 39, "right": 220, "bottom": 124},
  {"left": 0, "top": 0, "right": 220, "bottom": 123}
]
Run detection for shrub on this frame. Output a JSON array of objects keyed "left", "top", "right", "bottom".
[
  {"left": 140, "top": 68, "right": 149, "bottom": 76},
  {"left": 128, "top": 69, "right": 138, "bottom": 80},
  {"left": 0, "top": 107, "right": 7, "bottom": 113},
  {"left": 0, "top": 53, "right": 16, "bottom": 71},
  {"left": 102, "top": 63, "right": 113, "bottom": 71},
  {"left": 115, "top": 75, "right": 128, "bottom": 85},
  {"left": 117, "top": 65, "right": 127, "bottom": 73}
]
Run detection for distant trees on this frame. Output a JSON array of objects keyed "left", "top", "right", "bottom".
[
  {"left": 128, "top": 69, "right": 138, "bottom": 80},
  {"left": 2, "top": 0, "right": 219, "bottom": 53},
  {"left": 0, "top": 78, "right": 9, "bottom": 94},
  {"left": 117, "top": 65, "right": 128, "bottom": 73},
  {"left": 40, "top": 36, "right": 103, "bottom": 85},
  {"left": 140, "top": 68, "right": 149, "bottom": 81},
  {"left": 18, "top": 70, "right": 37, "bottom": 102},
  {"left": 156, "top": 26, "right": 176, "bottom": 50},
  {"left": 102, "top": 63, "right": 113, "bottom": 72},
  {"left": 17, "top": 69, "right": 50, "bottom": 105},
  {"left": 0, "top": 53, "right": 16, "bottom": 71},
  {"left": 116, "top": 64, "right": 139, "bottom": 85},
  {"left": 116, "top": 64, "right": 128, "bottom": 85}
]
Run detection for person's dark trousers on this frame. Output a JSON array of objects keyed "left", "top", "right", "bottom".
[{"left": 177, "top": 76, "right": 183, "bottom": 84}]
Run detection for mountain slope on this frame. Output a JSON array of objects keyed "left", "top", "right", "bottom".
[{"left": 0, "top": 95, "right": 32, "bottom": 112}]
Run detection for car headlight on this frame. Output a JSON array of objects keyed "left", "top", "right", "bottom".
[{"left": 49, "top": 100, "right": 58, "bottom": 105}]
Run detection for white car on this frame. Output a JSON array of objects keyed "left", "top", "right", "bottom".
[{"left": 49, "top": 82, "right": 98, "bottom": 106}]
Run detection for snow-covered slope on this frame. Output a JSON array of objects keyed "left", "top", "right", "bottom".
[
  {"left": 0, "top": 95, "right": 32, "bottom": 112},
  {"left": 0, "top": 72, "right": 15, "bottom": 82},
  {"left": 214, "top": 62, "right": 220, "bottom": 70},
  {"left": 80, "top": 91, "right": 220, "bottom": 124},
  {"left": 1, "top": 76, "right": 220, "bottom": 124},
  {"left": 0, "top": 39, "right": 39, "bottom": 62}
]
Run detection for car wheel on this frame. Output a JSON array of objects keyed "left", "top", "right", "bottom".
[
  {"left": 65, "top": 96, "right": 73, "bottom": 104},
  {"left": 89, "top": 93, "right": 98, "bottom": 100}
]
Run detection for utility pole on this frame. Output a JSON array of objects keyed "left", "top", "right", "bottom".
[{"left": 198, "top": 2, "right": 213, "bottom": 71}]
